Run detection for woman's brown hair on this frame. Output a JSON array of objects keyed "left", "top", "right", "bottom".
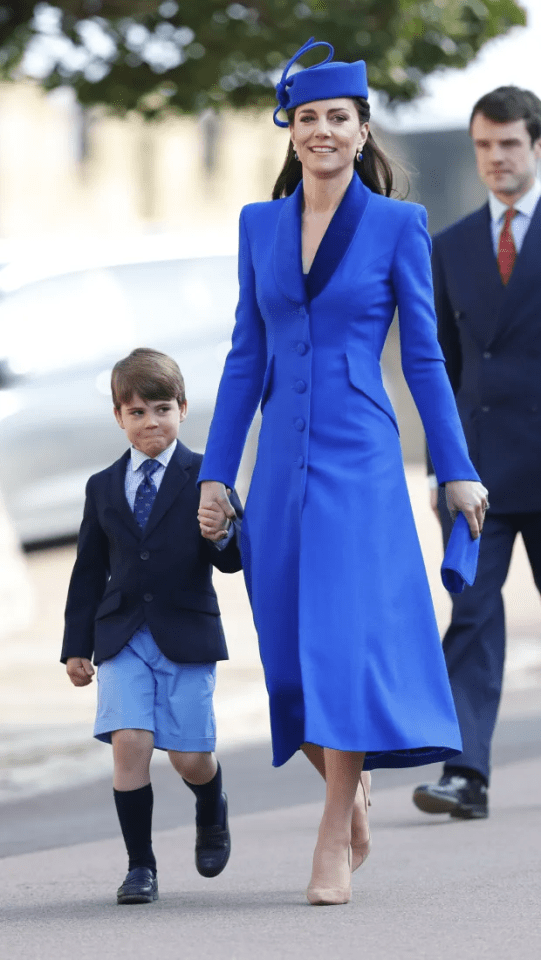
[{"left": 271, "top": 97, "right": 398, "bottom": 200}]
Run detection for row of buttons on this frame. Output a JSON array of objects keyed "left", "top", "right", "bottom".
[
  {"left": 141, "top": 547, "right": 153, "bottom": 602},
  {"left": 294, "top": 341, "right": 309, "bottom": 467}
]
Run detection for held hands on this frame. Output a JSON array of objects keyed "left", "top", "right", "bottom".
[
  {"left": 66, "top": 657, "right": 95, "bottom": 687},
  {"left": 198, "top": 480, "right": 237, "bottom": 542},
  {"left": 444, "top": 480, "right": 489, "bottom": 539}
]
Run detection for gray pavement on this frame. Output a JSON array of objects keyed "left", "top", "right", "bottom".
[{"left": 1, "top": 756, "right": 540, "bottom": 960}]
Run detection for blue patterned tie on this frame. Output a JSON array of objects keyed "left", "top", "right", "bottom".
[{"left": 133, "top": 459, "right": 161, "bottom": 529}]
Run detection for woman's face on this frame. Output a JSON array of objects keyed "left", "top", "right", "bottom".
[{"left": 290, "top": 98, "right": 369, "bottom": 179}]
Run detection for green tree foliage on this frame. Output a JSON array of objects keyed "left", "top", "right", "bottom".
[{"left": 0, "top": 1, "right": 527, "bottom": 117}]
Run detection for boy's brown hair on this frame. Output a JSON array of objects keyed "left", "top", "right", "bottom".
[{"left": 111, "top": 348, "right": 186, "bottom": 410}]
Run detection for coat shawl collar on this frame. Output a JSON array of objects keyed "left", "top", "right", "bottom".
[
  {"left": 273, "top": 174, "right": 371, "bottom": 304},
  {"left": 109, "top": 440, "right": 192, "bottom": 539}
]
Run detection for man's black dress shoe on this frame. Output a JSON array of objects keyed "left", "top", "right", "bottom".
[
  {"left": 413, "top": 774, "right": 488, "bottom": 819},
  {"left": 117, "top": 867, "right": 158, "bottom": 904},
  {"left": 195, "top": 793, "right": 231, "bottom": 877}
]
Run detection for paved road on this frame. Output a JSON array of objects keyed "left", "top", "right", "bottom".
[
  {"left": 1, "top": 753, "right": 540, "bottom": 960},
  {"left": 1, "top": 702, "right": 541, "bottom": 860}
]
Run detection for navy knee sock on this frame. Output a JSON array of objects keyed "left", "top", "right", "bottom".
[
  {"left": 183, "top": 762, "right": 225, "bottom": 828},
  {"left": 113, "top": 783, "right": 156, "bottom": 873}
]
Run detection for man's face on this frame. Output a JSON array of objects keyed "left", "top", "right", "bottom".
[{"left": 471, "top": 113, "right": 541, "bottom": 204}]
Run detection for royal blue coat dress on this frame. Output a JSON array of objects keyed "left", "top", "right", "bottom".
[{"left": 200, "top": 174, "right": 480, "bottom": 769}]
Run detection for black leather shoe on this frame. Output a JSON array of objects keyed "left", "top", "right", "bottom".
[
  {"left": 195, "top": 793, "right": 231, "bottom": 877},
  {"left": 413, "top": 774, "right": 488, "bottom": 819},
  {"left": 117, "top": 867, "right": 158, "bottom": 904}
]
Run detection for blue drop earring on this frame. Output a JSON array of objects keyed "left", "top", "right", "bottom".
[{"left": 357, "top": 150, "right": 363, "bottom": 162}]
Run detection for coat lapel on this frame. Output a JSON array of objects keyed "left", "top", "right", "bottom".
[
  {"left": 143, "top": 440, "right": 192, "bottom": 538},
  {"left": 272, "top": 175, "right": 372, "bottom": 305},
  {"left": 109, "top": 450, "right": 142, "bottom": 539},
  {"left": 456, "top": 205, "right": 503, "bottom": 348},
  {"left": 273, "top": 181, "right": 307, "bottom": 305},
  {"left": 306, "top": 174, "right": 371, "bottom": 299},
  {"left": 492, "top": 196, "right": 541, "bottom": 345}
]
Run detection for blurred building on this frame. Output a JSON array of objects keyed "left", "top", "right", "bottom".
[
  {"left": 0, "top": 81, "right": 286, "bottom": 244},
  {"left": 0, "top": 80, "right": 488, "bottom": 464}
]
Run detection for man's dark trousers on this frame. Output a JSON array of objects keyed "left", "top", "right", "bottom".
[{"left": 439, "top": 489, "right": 541, "bottom": 783}]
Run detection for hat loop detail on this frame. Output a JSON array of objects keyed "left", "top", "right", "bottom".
[{"left": 273, "top": 37, "right": 334, "bottom": 127}]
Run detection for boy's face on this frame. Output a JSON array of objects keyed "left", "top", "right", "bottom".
[{"left": 114, "top": 393, "right": 187, "bottom": 458}]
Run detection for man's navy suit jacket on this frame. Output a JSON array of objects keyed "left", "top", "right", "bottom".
[
  {"left": 61, "top": 440, "right": 243, "bottom": 666},
  {"left": 430, "top": 196, "right": 541, "bottom": 513}
]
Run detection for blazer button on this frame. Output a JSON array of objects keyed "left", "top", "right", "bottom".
[
  {"left": 483, "top": 351, "right": 492, "bottom": 359},
  {"left": 294, "top": 380, "right": 307, "bottom": 393},
  {"left": 143, "top": 592, "right": 153, "bottom": 602},
  {"left": 296, "top": 341, "right": 308, "bottom": 355},
  {"left": 294, "top": 418, "right": 306, "bottom": 432},
  {"left": 140, "top": 550, "right": 150, "bottom": 560},
  {"left": 481, "top": 405, "right": 490, "bottom": 413}
]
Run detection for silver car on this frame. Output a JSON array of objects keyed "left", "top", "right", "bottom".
[{"left": 0, "top": 239, "right": 245, "bottom": 544}]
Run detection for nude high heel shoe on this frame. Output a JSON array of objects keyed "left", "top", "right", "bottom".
[
  {"left": 351, "top": 770, "right": 371, "bottom": 872},
  {"left": 306, "top": 844, "right": 352, "bottom": 906}
]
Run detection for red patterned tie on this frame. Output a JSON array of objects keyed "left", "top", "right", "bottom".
[{"left": 497, "top": 207, "right": 517, "bottom": 285}]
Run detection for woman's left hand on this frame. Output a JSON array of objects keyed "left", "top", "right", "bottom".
[{"left": 445, "top": 480, "right": 489, "bottom": 539}]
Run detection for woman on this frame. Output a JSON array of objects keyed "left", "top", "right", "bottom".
[{"left": 198, "top": 39, "right": 488, "bottom": 906}]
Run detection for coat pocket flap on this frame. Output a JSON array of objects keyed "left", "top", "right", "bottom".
[
  {"left": 172, "top": 591, "right": 220, "bottom": 615},
  {"left": 95, "top": 590, "right": 122, "bottom": 619},
  {"left": 345, "top": 352, "right": 399, "bottom": 433}
]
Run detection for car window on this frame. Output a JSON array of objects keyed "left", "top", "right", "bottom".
[{"left": 0, "top": 257, "right": 238, "bottom": 377}]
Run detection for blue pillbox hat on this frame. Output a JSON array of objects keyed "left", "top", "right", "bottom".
[{"left": 274, "top": 37, "right": 368, "bottom": 127}]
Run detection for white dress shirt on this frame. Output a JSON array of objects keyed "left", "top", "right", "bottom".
[{"left": 488, "top": 178, "right": 541, "bottom": 255}]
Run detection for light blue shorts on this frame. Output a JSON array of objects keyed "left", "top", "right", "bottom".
[{"left": 94, "top": 625, "right": 216, "bottom": 752}]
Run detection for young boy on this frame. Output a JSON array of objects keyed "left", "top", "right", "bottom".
[{"left": 61, "top": 347, "right": 242, "bottom": 905}]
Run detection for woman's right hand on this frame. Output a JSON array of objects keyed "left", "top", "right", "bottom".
[
  {"left": 445, "top": 480, "right": 489, "bottom": 540},
  {"left": 198, "top": 480, "right": 237, "bottom": 541}
]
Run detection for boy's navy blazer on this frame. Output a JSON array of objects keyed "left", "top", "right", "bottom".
[
  {"left": 430, "top": 196, "right": 541, "bottom": 512},
  {"left": 61, "top": 440, "right": 243, "bottom": 666}
]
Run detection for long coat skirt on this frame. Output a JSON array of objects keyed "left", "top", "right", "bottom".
[{"left": 200, "top": 174, "right": 480, "bottom": 768}]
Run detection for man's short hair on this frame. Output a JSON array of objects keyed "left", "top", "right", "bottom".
[
  {"left": 470, "top": 86, "right": 541, "bottom": 144},
  {"left": 111, "top": 348, "right": 185, "bottom": 409}
]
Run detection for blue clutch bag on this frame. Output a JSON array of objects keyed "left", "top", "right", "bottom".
[{"left": 441, "top": 512, "right": 481, "bottom": 594}]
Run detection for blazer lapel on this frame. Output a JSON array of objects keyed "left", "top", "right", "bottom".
[
  {"left": 492, "top": 196, "right": 541, "bottom": 345},
  {"left": 143, "top": 440, "right": 192, "bottom": 538},
  {"left": 109, "top": 450, "right": 142, "bottom": 539},
  {"left": 306, "top": 174, "right": 371, "bottom": 299},
  {"left": 456, "top": 205, "right": 503, "bottom": 348},
  {"left": 273, "top": 181, "right": 307, "bottom": 305}
]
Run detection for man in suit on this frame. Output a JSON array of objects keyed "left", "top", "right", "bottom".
[
  {"left": 61, "top": 347, "right": 243, "bottom": 903},
  {"left": 413, "top": 86, "right": 541, "bottom": 819}
]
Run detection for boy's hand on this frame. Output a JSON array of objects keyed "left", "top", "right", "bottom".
[
  {"left": 199, "top": 481, "right": 236, "bottom": 541},
  {"left": 66, "top": 657, "right": 95, "bottom": 687}
]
